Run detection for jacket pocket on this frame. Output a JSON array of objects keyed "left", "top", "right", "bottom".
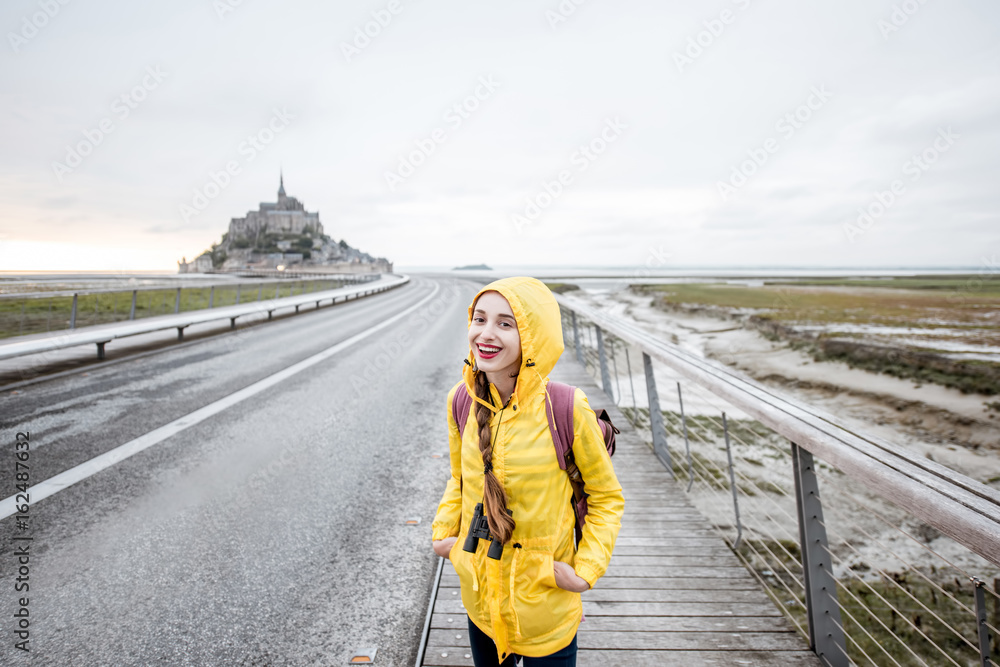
[
  {"left": 509, "top": 548, "right": 573, "bottom": 641},
  {"left": 450, "top": 537, "right": 483, "bottom": 599}
]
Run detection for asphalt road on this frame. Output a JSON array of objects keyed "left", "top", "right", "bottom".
[{"left": 0, "top": 274, "right": 483, "bottom": 666}]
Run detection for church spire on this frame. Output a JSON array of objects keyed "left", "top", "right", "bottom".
[{"left": 278, "top": 170, "right": 286, "bottom": 198}]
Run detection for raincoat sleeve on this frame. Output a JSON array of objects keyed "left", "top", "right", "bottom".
[
  {"left": 570, "top": 388, "right": 624, "bottom": 589},
  {"left": 431, "top": 382, "right": 464, "bottom": 541}
]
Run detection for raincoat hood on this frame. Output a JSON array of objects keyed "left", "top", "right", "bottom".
[{"left": 463, "top": 277, "right": 564, "bottom": 412}]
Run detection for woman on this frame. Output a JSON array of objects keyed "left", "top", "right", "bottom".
[{"left": 431, "top": 277, "right": 624, "bottom": 667}]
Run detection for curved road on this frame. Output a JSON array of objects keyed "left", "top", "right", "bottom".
[{"left": 0, "top": 274, "right": 482, "bottom": 666}]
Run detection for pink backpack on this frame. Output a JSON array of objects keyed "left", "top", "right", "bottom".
[{"left": 452, "top": 381, "right": 618, "bottom": 546}]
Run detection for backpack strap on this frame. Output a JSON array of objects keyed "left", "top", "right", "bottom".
[
  {"left": 542, "top": 381, "right": 576, "bottom": 469},
  {"left": 452, "top": 386, "right": 473, "bottom": 439},
  {"left": 543, "top": 382, "right": 591, "bottom": 547}
]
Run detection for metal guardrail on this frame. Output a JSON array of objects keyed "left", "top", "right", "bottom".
[
  {"left": 555, "top": 293, "right": 1000, "bottom": 667},
  {"left": 0, "top": 274, "right": 382, "bottom": 341},
  {"left": 0, "top": 273, "right": 375, "bottom": 302},
  {"left": 0, "top": 274, "right": 409, "bottom": 362}
]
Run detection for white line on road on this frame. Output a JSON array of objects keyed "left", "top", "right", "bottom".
[{"left": 0, "top": 282, "right": 441, "bottom": 520}]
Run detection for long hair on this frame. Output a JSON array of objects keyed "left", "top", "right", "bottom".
[{"left": 474, "top": 368, "right": 517, "bottom": 544}]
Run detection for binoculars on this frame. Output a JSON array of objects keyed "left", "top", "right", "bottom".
[{"left": 463, "top": 502, "right": 511, "bottom": 560}]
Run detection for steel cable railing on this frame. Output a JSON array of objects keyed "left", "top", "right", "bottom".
[{"left": 558, "top": 296, "right": 1000, "bottom": 666}]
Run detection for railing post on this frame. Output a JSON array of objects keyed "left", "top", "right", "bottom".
[
  {"left": 971, "top": 577, "right": 992, "bottom": 667},
  {"left": 174, "top": 287, "right": 181, "bottom": 314},
  {"left": 643, "top": 352, "right": 673, "bottom": 476},
  {"left": 129, "top": 290, "right": 137, "bottom": 320},
  {"left": 70, "top": 294, "right": 78, "bottom": 329},
  {"left": 792, "top": 442, "right": 847, "bottom": 667},
  {"left": 610, "top": 338, "right": 622, "bottom": 404},
  {"left": 571, "top": 311, "right": 583, "bottom": 364},
  {"left": 209, "top": 286, "right": 214, "bottom": 308},
  {"left": 596, "top": 326, "right": 613, "bottom": 398},
  {"left": 678, "top": 382, "right": 693, "bottom": 492},
  {"left": 625, "top": 347, "right": 637, "bottom": 424},
  {"left": 236, "top": 284, "right": 241, "bottom": 305},
  {"left": 722, "top": 413, "right": 743, "bottom": 550}
]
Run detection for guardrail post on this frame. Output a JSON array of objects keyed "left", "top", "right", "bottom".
[
  {"left": 610, "top": 338, "right": 622, "bottom": 404},
  {"left": 209, "top": 286, "right": 214, "bottom": 308},
  {"left": 678, "top": 383, "right": 693, "bottom": 492},
  {"left": 972, "top": 578, "right": 992, "bottom": 667},
  {"left": 993, "top": 578, "right": 999, "bottom": 657},
  {"left": 792, "top": 442, "right": 847, "bottom": 667},
  {"left": 129, "top": 290, "right": 137, "bottom": 320},
  {"left": 175, "top": 288, "right": 181, "bottom": 314},
  {"left": 625, "top": 347, "right": 637, "bottom": 423},
  {"left": 722, "top": 413, "right": 742, "bottom": 550},
  {"left": 257, "top": 284, "right": 263, "bottom": 301},
  {"left": 596, "top": 326, "right": 613, "bottom": 398},
  {"left": 236, "top": 284, "right": 241, "bottom": 305},
  {"left": 643, "top": 352, "right": 673, "bottom": 476},
  {"left": 70, "top": 294, "right": 78, "bottom": 329},
  {"left": 571, "top": 311, "right": 583, "bottom": 364}
]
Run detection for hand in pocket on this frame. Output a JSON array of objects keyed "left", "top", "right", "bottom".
[
  {"left": 552, "top": 561, "right": 590, "bottom": 592},
  {"left": 433, "top": 537, "right": 458, "bottom": 559}
]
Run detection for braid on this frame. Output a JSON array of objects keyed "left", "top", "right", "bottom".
[{"left": 474, "top": 370, "right": 516, "bottom": 544}]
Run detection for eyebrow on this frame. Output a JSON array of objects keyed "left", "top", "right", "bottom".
[{"left": 473, "top": 309, "right": 515, "bottom": 320}]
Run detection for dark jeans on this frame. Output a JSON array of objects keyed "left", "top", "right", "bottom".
[{"left": 467, "top": 617, "right": 578, "bottom": 667}]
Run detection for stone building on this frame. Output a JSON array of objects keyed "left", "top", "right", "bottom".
[
  {"left": 227, "top": 173, "right": 323, "bottom": 243},
  {"left": 177, "top": 252, "right": 213, "bottom": 274}
]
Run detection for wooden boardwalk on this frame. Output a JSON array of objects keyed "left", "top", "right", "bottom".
[{"left": 419, "top": 357, "right": 822, "bottom": 666}]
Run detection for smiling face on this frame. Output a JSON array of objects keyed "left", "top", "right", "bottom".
[{"left": 469, "top": 291, "right": 522, "bottom": 380}]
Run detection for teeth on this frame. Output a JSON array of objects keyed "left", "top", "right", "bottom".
[{"left": 479, "top": 345, "right": 501, "bottom": 353}]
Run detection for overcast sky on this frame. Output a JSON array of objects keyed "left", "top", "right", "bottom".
[{"left": 1, "top": 0, "right": 998, "bottom": 272}]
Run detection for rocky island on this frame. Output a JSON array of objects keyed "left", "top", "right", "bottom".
[{"left": 179, "top": 173, "right": 392, "bottom": 274}]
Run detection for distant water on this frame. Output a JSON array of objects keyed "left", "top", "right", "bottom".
[
  {"left": 400, "top": 265, "right": 984, "bottom": 291},
  {"left": 1, "top": 266, "right": 984, "bottom": 295}
]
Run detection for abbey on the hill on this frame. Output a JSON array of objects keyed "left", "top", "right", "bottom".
[
  {"left": 228, "top": 172, "right": 323, "bottom": 241},
  {"left": 178, "top": 173, "right": 391, "bottom": 274}
]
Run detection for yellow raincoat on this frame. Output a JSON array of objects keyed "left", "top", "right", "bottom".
[{"left": 431, "top": 277, "right": 624, "bottom": 662}]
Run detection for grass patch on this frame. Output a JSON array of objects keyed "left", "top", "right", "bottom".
[
  {"left": 0, "top": 279, "right": 348, "bottom": 339},
  {"left": 634, "top": 281, "right": 1000, "bottom": 328},
  {"left": 545, "top": 282, "right": 581, "bottom": 294},
  {"left": 631, "top": 279, "right": 1000, "bottom": 395}
]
